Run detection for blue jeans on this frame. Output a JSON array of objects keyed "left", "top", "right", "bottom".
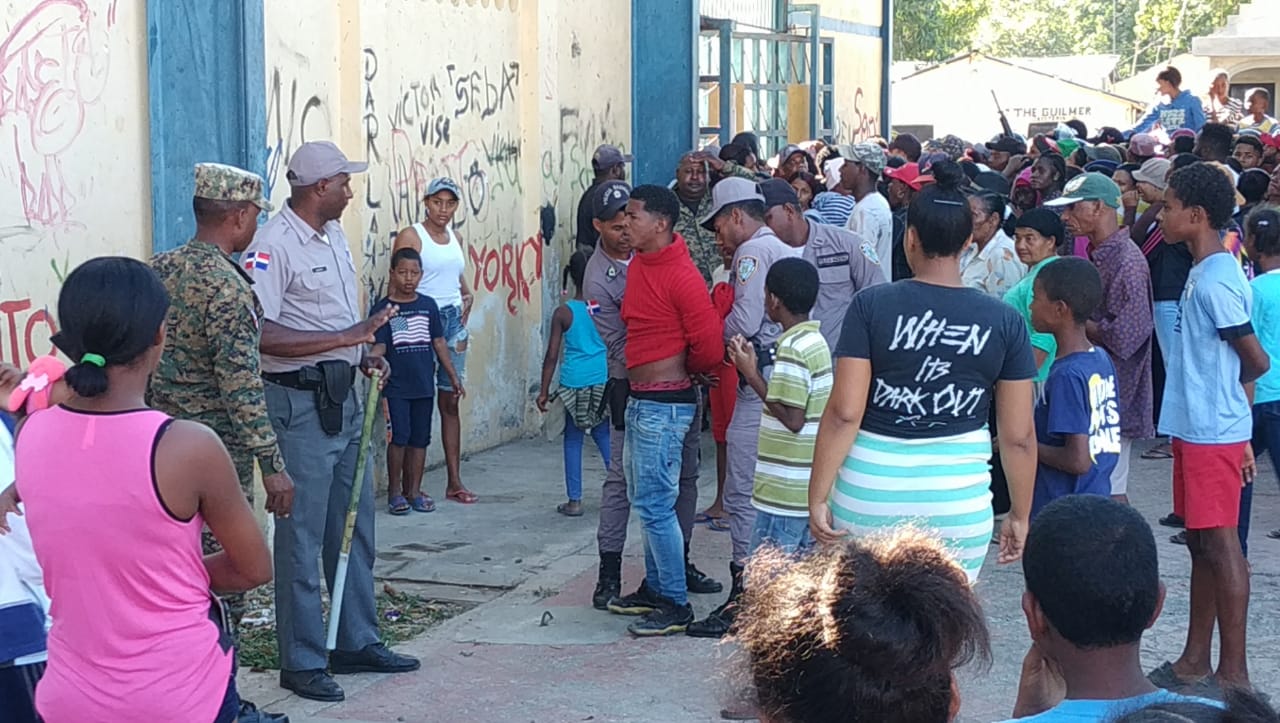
[
  {"left": 748, "top": 511, "right": 813, "bottom": 556},
  {"left": 623, "top": 398, "right": 696, "bottom": 606},
  {"left": 1243, "top": 400, "right": 1280, "bottom": 556},
  {"left": 435, "top": 303, "right": 467, "bottom": 392},
  {"left": 564, "top": 416, "right": 610, "bottom": 501}
]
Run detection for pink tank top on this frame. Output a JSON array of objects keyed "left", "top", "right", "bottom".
[{"left": 15, "top": 407, "right": 232, "bottom": 722}]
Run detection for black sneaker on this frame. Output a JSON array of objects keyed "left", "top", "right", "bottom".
[
  {"left": 607, "top": 580, "right": 659, "bottom": 616},
  {"left": 1159, "top": 513, "right": 1185, "bottom": 529},
  {"left": 627, "top": 598, "right": 694, "bottom": 637},
  {"left": 593, "top": 576, "right": 621, "bottom": 611},
  {"left": 685, "top": 562, "right": 723, "bottom": 594},
  {"left": 685, "top": 602, "right": 736, "bottom": 639}
]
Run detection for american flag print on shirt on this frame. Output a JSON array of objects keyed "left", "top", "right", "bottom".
[{"left": 389, "top": 314, "right": 433, "bottom": 348}]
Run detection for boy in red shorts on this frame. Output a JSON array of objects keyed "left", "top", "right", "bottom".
[{"left": 1151, "top": 162, "right": 1270, "bottom": 694}]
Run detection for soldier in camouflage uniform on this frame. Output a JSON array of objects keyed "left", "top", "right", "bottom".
[
  {"left": 673, "top": 151, "right": 758, "bottom": 285},
  {"left": 149, "top": 163, "right": 295, "bottom": 634}
]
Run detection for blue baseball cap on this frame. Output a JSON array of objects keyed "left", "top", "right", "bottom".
[{"left": 425, "top": 177, "right": 462, "bottom": 200}]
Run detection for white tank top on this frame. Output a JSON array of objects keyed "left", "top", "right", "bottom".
[{"left": 412, "top": 223, "right": 465, "bottom": 308}]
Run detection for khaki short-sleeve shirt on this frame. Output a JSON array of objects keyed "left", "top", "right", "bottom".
[{"left": 244, "top": 203, "right": 362, "bottom": 372}]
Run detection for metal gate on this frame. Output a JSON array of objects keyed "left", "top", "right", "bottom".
[{"left": 697, "top": 21, "right": 835, "bottom": 159}]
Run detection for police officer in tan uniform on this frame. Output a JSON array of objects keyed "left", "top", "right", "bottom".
[{"left": 243, "top": 141, "right": 418, "bottom": 702}]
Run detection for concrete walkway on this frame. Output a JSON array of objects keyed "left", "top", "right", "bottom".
[{"left": 237, "top": 434, "right": 1280, "bottom": 722}]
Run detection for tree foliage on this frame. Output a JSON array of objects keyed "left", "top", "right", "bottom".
[
  {"left": 893, "top": 0, "right": 989, "bottom": 62},
  {"left": 897, "top": 0, "right": 1242, "bottom": 76}
]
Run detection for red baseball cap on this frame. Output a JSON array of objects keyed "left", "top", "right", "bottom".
[{"left": 883, "top": 163, "right": 935, "bottom": 191}]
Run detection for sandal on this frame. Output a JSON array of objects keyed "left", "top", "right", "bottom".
[
  {"left": 1267, "top": 529, "right": 1280, "bottom": 540},
  {"left": 707, "top": 517, "right": 730, "bottom": 532},
  {"left": 388, "top": 496, "right": 411, "bottom": 515},
  {"left": 411, "top": 495, "right": 435, "bottom": 513},
  {"left": 446, "top": 488, "right": 479, "bottom": 504},
  {"left": 557, "top": 500, "right": 584, "bottom": 517},
  {"left": 1159, "top": 513, "right": 1185, "bottom": 529},
  {"left": 1148, "top": 661, "right": 1209, "bottom": 692},
  {"left": 1170, "top": 530, "right": 1187, "bottom": 545},
  {"left": 1142, "top": 442, "right": 1174, "bottom": 460}
]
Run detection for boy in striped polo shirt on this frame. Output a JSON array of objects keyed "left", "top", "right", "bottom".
[{"left": 728, "top": 257, "right": 833, "bottom": 555}]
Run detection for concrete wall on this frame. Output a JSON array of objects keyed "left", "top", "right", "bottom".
[
  {"left": 813, "top": 0, "right": 885, "bottom": 142},
  {"left": 0, "top": 0, "right": 150, "bottom": 368},
  {"left": 269, "top": 0, "right": 631, "bottom": 452},
  {"left": 1, "top": 1, "right": 630, "bottom": 460}
]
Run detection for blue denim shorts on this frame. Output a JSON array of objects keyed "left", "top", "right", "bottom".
[
  {"left": 435, "top": 303, "right": 467, "bottom": 392},
  {"left": 748, "top": 510, "right": 814, "bottom": 556}
]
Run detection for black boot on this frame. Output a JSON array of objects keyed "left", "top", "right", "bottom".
[
  {"left": 685, "top": 541, "right": 723, "bottom": 594},
  {"left": 593, "top": 552, "right": 623, "bottom": 610},
  {"left": 686, "top": 561, "right": 744, "bottom": 639},
  {"left": 686, "top": 560, "right": 723, "bottom": 595}
]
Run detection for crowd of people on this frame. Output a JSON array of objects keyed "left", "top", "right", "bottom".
[{"left": 3, "top": 59, "right": 1280, "bottom": 721}]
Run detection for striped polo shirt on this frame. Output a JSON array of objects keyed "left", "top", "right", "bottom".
[{"left": 752, "top": 320, "right": 833, "bottom": 516}]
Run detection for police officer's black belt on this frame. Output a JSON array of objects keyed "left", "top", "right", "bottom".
[{"left": 263, "top": 365, "right": 355, "bottom": 391}]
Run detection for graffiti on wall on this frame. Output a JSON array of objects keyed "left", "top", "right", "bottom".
[
  {"left": 0, "top": 0, "right": 111, "bottom": 230},
  {"left": 0, "top": 297, "right": 58, "bottom": 366},
  {"left": 835, "top": 86, "right": 880, "bottom": 143},
  {"left": 540, "top": 102, "right": 625, "bottom": 242},
  {"left": 362, "top": 47, "right": 542, "bottom": 317},
  {"left": 265, "top": 68, "right": 330, "bottom": 196}
]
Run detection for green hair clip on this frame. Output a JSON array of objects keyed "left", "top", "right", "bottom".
[{"left": 80, "top": 353, "right": 106, "bottom": 368}]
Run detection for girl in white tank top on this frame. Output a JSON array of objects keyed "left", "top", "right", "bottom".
[{"left": 412, "top": 222, "right": 465, "bottom": 308}]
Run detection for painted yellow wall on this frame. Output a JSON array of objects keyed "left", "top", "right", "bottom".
[
  {"left": 0, "top": 0, "right": 150, "bottom": 368},
  {"left": 814, "top": 0, "right": 884, "bottom": 142},
  {"left": 270, "top": 0, "right": 631, "bottom": 453}
]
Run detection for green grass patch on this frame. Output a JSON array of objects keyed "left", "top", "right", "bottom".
[{"left": 237, "top": 584, "right": 466, "bottom": 671}]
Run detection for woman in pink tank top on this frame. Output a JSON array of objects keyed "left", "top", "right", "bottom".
[{"left": 0, "top": 258, "right": 273, "bottom": 723}]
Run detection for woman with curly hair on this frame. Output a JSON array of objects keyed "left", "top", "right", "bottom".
[{"left": 733, "top": 529, "right": 990, "bottom": 723}]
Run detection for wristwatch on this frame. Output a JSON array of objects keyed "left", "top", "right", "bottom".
[{"left": 258, "top": 449, "right": 287, "bottom": 476}]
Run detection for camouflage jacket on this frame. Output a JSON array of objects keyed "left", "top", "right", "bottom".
[
  {"left": 675, "top": 192, "right": 719, "bottom": 287},
  {"left": 148, "top": 239, "right": 284, "bottom": 474},
  {"left": 674, "top": 161, "right": 760, "bottom": 286}
]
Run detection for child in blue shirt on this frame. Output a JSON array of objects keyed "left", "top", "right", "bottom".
[
  {"left": 372, "top": 248, "right": 464, "bottom": 515},
  {"left": 1028, "top": 257, "right": 1121, "bottom": 519},
  {"left": 536, "top": 251, "right": 610, "bottom": 518}
]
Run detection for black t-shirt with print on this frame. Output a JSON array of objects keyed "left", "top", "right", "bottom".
[{"left": 836, "top": 280, "right": 1036, "bottom": 439}]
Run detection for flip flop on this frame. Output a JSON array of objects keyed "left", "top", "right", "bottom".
[
  {"left": 411, "top": 495, "right": 435, "bottom": 513},
  {"left": 388, "top": 496, "right": 411, "bottom": 515},
  {"left": 446, "top": 489, "right": 479, "bottom": 504},
  {"left": 1142, "top": 443, "right": 1174, "bottom": 460},
  {"left": 1170, "top": 530, "right": 1187, "bottom": 545},
  {"left": 1148, "top": 661, "right": 1208, "bottom": 692},
  {"left": 707, "top": 517, "right": 730, "bottom": 532},
  {"left": 1159, "top": 513, "right": 1185, "bottom": 529},
  {"left": 1268, "top": 529, "right": 1280, "bottom": 540}
]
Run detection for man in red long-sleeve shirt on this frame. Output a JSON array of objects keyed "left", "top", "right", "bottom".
[{"left": 607, "top": 185, "right": 723, "bottom": 637}]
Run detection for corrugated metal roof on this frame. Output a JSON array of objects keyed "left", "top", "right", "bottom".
[{"left": 700, "top": 0, "right": 775, "bottom": 31}]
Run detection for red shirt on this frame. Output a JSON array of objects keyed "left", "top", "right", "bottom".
[{"left": 622, "top": 234, "right": 724, "bottom": 374}]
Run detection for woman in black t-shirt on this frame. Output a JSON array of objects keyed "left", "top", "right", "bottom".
[{"left": 809, "top": 162, "right": 1039, "bottom": 581}]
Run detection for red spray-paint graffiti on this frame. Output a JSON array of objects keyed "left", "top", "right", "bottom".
[
  {"left": 0, "top": 0, "right": 110, "bottom": 227},
  {"left": 0, "top": 298, "right": 58, "bottom": 365},
  {"left": 468, "top": 234, "right": 543, "bottom": 316}
]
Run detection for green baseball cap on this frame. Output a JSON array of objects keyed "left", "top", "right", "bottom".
[{"left": 1043, "top": 172, "right": 1121, "bottom": 209}]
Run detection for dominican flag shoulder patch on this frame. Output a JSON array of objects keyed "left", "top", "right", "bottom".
[
  {"left": 243, "top": 252, "right": 271, "bottom": 271},
  {"left": 586, "top": 300, "right": 601, "bottom": 316}
]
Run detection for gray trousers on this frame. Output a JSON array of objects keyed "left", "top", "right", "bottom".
[
  {"left": 266, "top": 381, "right": 380, "bottom": 672},
  {"left": 725, "top": 386, "right": 764, "bottom": 563},
  {"left": 597, "top": 386, "right": 702, "bottom": 556}
]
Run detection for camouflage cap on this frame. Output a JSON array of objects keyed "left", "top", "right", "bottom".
[{"left": 193, "top": 163, "right": 273, "bottom": 212}]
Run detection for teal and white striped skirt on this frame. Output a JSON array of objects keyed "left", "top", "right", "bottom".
[{"left": 829, "top": 428, "right": 993, "bottom": 582}]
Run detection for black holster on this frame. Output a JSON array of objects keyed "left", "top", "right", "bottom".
[
  {"left": 739, "top": 340, "right": 777, "bottom": 390},
  {"left": 605, "top": 377, "right": 630, "bottom": 431},
  {"left": 314, "top": 361, "right": 355, "bottom": 436}
]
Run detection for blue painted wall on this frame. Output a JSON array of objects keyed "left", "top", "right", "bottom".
[
  {"left": 147, "top": 0, "right": 266, "bottom": 253},
  {"left": 632, "top": 0, "right": 698, "bottom": 186}
]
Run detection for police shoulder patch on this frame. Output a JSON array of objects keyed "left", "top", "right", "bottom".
[
  {"left": 859, "top": 240, "right": 881, "bottom": 266},
  {"left": 736, "top": 256, "right": 759, "bottom": 284}
]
